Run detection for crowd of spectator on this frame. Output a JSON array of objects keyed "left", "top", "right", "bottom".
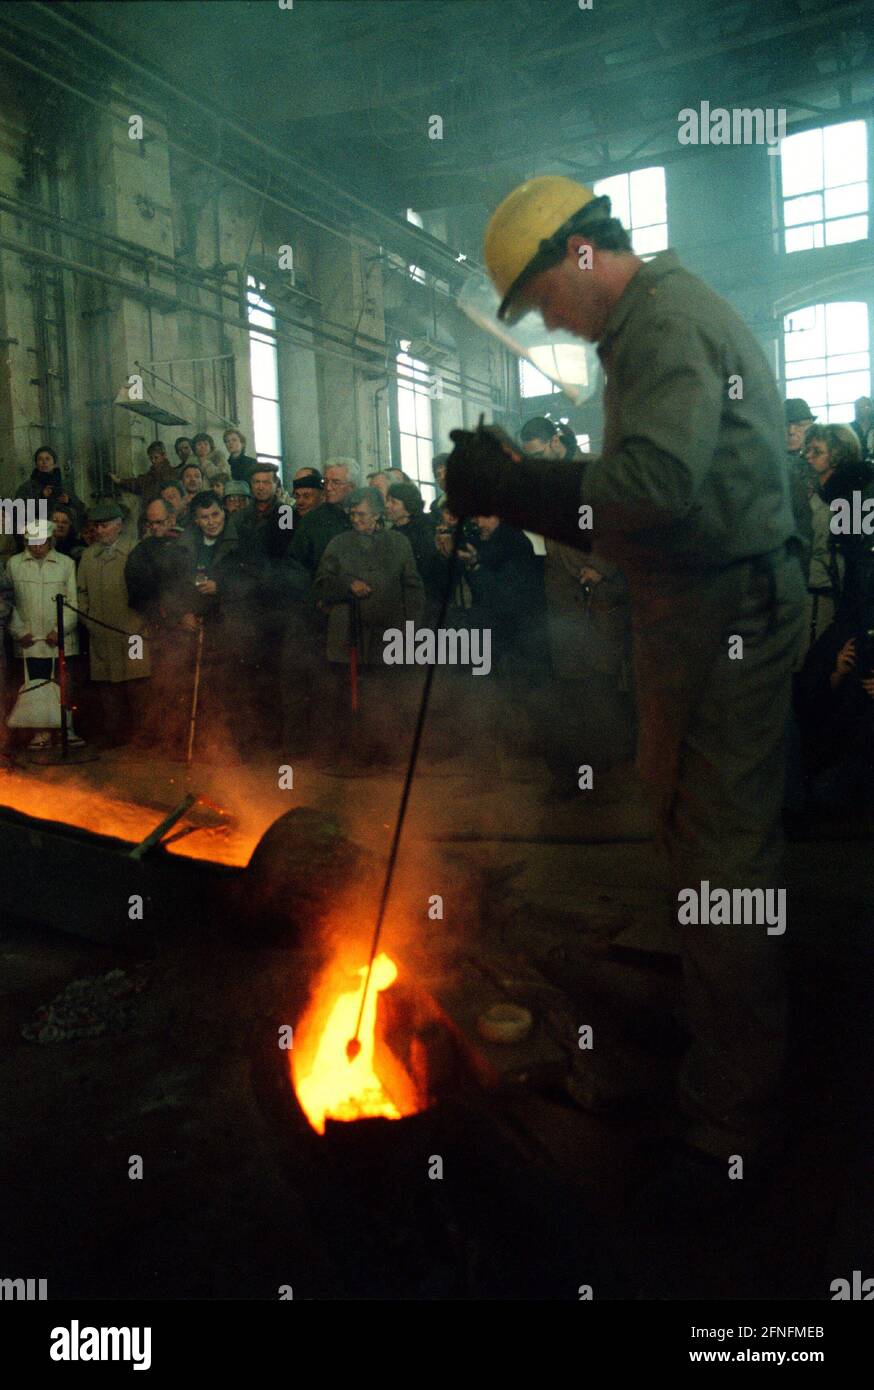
[
  {"left": 2, "top": 396, "right": 872, "bottom": 811},
  {"left": 785, "top": 396, "right": 874, "bottom": 817},
  {"left": 0, "top": 422, "right": 637, "bottom": 780}
]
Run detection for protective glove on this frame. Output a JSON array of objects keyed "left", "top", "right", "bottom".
[
  {"left": 445, "top": 420, "right": 522, "bottom": 520},
  {"left": 446, "top": 418, "right": 589, "bottom": 546}
]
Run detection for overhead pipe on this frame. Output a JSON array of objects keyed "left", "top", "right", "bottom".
[
  {"left": 0, "top": 234, "right": 495, "bottom": 411},
  {"left": 0, "top": 190, "right": 495, "bottom": 391}
]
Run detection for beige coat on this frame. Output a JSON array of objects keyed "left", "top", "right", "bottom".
[
  {"left": 78, "top": 536, "right": 151, "bottom": 681},
  {"left": 6, "top": 547, "right": 79, "bottom": 658}
]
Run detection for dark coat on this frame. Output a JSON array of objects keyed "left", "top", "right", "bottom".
[
  {"left": 289, "top": 502, "right": 352, "bottom": 574},
  {"left": 117, "top": 459, "right": 176, "bottom": 504},
  {"left": 226, "top": 452, "right": 259, "bottom": 483},
  {"left": 467, "top": 523, "right": 541, "bottom": 670},
  {"left": 177, "top": 526, "right": 256, "bottom": 665},
  {"left": 392, "top": 514, "right": 436, "bottom": 580},
  {"left": 821, "top": 461, "right": 874, "bottom": 626},
  {"left": 124, "top": 535, "right": 192, "bottom": 626},
  {"left": 15, "top": 469, "right": 86, "bottom": 527},
  {"left": 313, "top": 527, "right": 424, "bottom": 664},
  {"left": 796, "top": 616, "right": 874, "bottom": 775}
]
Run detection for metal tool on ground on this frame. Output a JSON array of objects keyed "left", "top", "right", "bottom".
[
  {"left": 345, "top": 469, "right": 474, "bottom": 1062},
  {"left": 128, "top": 793, "right": 197, "bottom": 860}
]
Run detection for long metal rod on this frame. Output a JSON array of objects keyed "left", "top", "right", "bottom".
[
  {"left": 55, "top": 591, "right": 68, "bottom": 760},
  {"left": 347, "top": 513, "right": 466, "bottom": 1059},
  {"left": 186, "top": 622, "right": 204, "bottom": 768},
  {"left": 128, "top": 794, "right": 197, "bottom": 861}
]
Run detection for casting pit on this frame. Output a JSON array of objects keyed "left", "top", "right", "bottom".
[{"left": 290, "top": 951, "right": 456, "bottom": 1135}]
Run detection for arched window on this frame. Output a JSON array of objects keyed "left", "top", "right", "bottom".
[{"left": 783, "top": 301, "right": 870, "bottom": 422}]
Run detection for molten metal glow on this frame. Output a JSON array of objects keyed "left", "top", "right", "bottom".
[
  {"left": 0, "top": 770, "right": 256, "bottom": 866},
  {"left": 293, "top": 953, "right": 414, "bottom": 1135}
]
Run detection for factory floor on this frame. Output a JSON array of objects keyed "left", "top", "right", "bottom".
[{"left": 0, "top": 743, "right": 872, "bottom": 1300}]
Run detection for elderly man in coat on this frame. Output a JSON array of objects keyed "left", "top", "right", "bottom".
[
  {"left": 77, "top": 499, "right": 151, "bottom": 748},
  {"left": 313, "top": 485, "right": 424, "bottom": 770}
]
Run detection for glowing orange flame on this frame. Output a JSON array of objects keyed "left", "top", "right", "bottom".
[{"left": 292, "top": 952, "right": 416, "bottom": 1135}]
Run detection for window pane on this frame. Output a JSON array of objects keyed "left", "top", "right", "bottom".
[
  {"left": 784, "top": 193, "right": 823, "bottom": 227},
  {"left": 399, "top": 434, "right": 418, "bottom": 473},
  {"left": 634, "top": 222, "right": 668, "bottom": 255},
  {"left": 593, "top": 172, "right": 630, "bottom": 228},
  {"left": 247, "top": 300, "right": 275, "bottom": 333},
  {"left": 414, "top": 390, "right": 432, "bottom": 438},
  {"left": 823, "top": 120, "right": 867, "bottom": 188},
  {"left": 252, "top": 397, "right": 281, "bottom": 458},
  {"left": 785, "top": 225, "right": 815, "bottom": 253},
  {"left": 397, "top": 386, "right": 417, "bottom": 435},
  {"left": 786, "top": 357, "right": 826, "bottom": 379},
  {"left": 789, "top": 375, "right": 828, "bottom": 404},
  {"left": 520, "top": 359, "right": 559, "bottom": 397},
  {"left": 785, "top": 305, "right": 817, "bottom": 334},
  {"left": 418, "top": 437, "right": 434, "bottom": 480},
  {"left": 781, "top": 129, "right": 823, "bottom": 196},
  {"left": 825, "top": 302, "right": 868, "bottom": 352},
  {"left": 826, "top": 352, "right": 870, "bottom": 374},
  {"left": 630, "top": 167, "right": 666, "bottom": 229},
  {"left": 827, "top": 370, "right": 871, "bottom": 403},
  {"left": 249, "top": 338, "right": 279, "bottom": 399},
  {"left": 824, "top": 214, "right": 868, "bottom": 246},
  {"left": 824, "top": 182, "right": 868, "bottom": 219}
]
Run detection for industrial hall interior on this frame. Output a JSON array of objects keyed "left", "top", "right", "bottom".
[{"left": 1, "top": 0, "right": 874, "bottom": 1319}]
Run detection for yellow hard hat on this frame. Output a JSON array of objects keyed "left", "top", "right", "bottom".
[{"left": 484, "top": 175, "right": 600, "bottom": 323}]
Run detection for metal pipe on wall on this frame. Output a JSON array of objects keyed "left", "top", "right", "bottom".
[{"left": 0, "top": 234, "right": 496, "bottom": 411}]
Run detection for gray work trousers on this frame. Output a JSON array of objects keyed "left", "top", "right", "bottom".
[{"left": 632, "top": 547, "right": 805, "bottom": 1158}]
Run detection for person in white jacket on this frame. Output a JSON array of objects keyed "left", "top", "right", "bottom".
[{"left": 6, "top": 520, "right": 80, "bottom": 749}]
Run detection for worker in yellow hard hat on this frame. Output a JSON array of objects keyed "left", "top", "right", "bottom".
[
  {"left": 483, "top": 175, "right": 612, "bottom": 326},
  {"left": 445, "top": 174, "right": 807, "bottom": 1223}
]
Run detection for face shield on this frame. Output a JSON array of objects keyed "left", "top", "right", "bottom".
[{"left": 457, "top": 271, "right": 600, "bottom": 406}]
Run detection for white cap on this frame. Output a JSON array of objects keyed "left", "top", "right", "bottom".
[{"left": 24, "top": 520, "right": 54, "bottom": 545}]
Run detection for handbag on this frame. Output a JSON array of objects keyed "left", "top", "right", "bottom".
[{"left": 7, "top": 657, "right": 62, "bottom": 728}]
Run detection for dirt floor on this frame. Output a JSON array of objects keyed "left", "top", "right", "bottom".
[{"left": 1, "top": 743, "right": 872, "bottom": 1300}]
